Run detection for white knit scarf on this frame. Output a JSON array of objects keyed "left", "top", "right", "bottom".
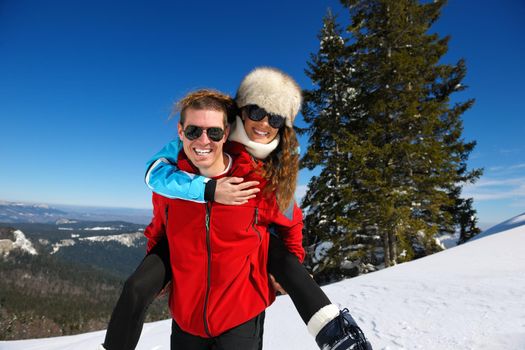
[{"left": 228, "top": 116, "right": 279, "bottom": 160}]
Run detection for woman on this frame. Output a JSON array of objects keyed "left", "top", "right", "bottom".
[{"left": 101, "top": 68, "right": 371, "bottom": 350}]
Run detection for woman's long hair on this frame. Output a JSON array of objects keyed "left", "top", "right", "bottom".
[{"left": 261, "top": 126, "right": 300, "bottom": 212}]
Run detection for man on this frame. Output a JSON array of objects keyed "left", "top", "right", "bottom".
[{"left": 143, "top": 89, "right": 304, "bottom": 350}]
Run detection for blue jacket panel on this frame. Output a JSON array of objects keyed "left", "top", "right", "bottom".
[{"left": 145, "top": 139, "right": 208, "bottom": 203}]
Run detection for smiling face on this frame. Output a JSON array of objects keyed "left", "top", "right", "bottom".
[
  {"left": 178, "top": 107, "right": 229, "bottom": 177},
  {"left": 241, "top": 109, "right": 280, "bottom": 144}
]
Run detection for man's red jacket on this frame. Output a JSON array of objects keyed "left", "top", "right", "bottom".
[{"left": 144, "top": 142, "right": 305, "bottom": 338}]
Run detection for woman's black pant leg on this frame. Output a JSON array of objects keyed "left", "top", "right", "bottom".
[
  {"left": 267, "top": 234, "right": 331, "bottom": 324},
  {"left": 104, "top": 237, "right": 172, "bottom": 350}
]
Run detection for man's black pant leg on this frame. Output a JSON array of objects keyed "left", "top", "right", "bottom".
[
  {"left": 171, "top": 320, "right": 214, "bottom": 350},
  {"left": 171, "top": 312, "right": 265, "bottom": 350},
  {"left": 215, "top": 312, "right": 265, "bottom": 350}
]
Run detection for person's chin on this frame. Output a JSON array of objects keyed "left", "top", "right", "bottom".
[{"left": 249, "top": 134, "right": 271, "bottom": 144}]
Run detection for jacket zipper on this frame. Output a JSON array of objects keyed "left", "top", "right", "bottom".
[
  {"left": 203, "top": 202, "right": 212, "bottom": 337},
  {"left": 165, "top": 205, "right": 169, "bottom": 228},
  {"left": 252, "top": 207, "right": 261, "bottom": 241}
]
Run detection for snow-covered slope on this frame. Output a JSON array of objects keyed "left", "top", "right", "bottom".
[
  {"left": 470, "top": 211, "right": 525, "bottom": 241},
  {"left": 2, "top": 220, "right": 524, "bottom": 350}
]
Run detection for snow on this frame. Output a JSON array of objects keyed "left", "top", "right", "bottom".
[
  {"left": 434, "top": 231, "right": 460, "bottom": 249},
  {"left": 49, "top": 232, "right": 144, "bottom": 254},
  {"left": 1, "top": 230, "right": 38, "bottom": 256},
  {"left": 1, "top": 219, "right": 525, "bottom": 349},
  {"left": 84, "top": 227, "right": 116, "bottom": 231},
  {"left": 12, "top": 229, "right": 37, "bottom": 255},
  {"left": 471, "top": 211, "right": 525, "bottom": 241},
  {"left": 56, "top": 219, "right": 77, "bottom": 224},
  {"left": 79, "top": 232, "right": 143, "bottom": 247},
  {"left": 313, "top": 241, "right": 334, "bottom": 262},
  {"left": 51, "top": 239, "right": 76, "bottom": 254}
]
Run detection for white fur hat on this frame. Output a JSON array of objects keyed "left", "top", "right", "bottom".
[{"left": 235, "top": 67, "right": 302, "bottom": 127}]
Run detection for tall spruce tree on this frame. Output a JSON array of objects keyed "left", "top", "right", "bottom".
[
  {"left": 301, "top": 0, "right": 482, "bottom": 282},
  {"left": 301, "top": 12, "right": 367, "bottom": 283}
]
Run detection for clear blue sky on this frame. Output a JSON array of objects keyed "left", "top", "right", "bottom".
[{"left": 1, "top": 0, "right": 523, "bottom": 227}]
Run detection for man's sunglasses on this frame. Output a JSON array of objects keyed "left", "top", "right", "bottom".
[
  {"left": 183, "top": 125, "right": 225, "bottom": 142},
  {"left": 245, "top": 105, "right": 286, "bottom": 129}
]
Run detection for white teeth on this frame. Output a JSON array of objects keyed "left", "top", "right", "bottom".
[
  {"left": 254, "top": 129, "right": 269, "bottom": 136},
  {"left": 194, "top": 148, "right": 211, "bottom": 155}
]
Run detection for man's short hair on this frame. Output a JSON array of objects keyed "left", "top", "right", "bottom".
[{"left": 175, "top": 89, "right": 237, "bottom": 127}]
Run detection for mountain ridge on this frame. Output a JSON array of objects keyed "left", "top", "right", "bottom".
[{"left": 0, "top": 201, "right": 151, "bottom": 225}]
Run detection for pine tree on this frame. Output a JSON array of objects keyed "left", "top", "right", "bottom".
[
  {"left": 301, "top": 0, "right": 482, "bottom": 282},
  {"left": 301, "top": 12, "right": 371, "bottom": 283}
]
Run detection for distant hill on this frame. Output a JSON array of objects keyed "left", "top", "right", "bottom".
[
  {"left": 0, "top": 224, "right": 170, "bottom": 340},
  {"left": 0, "top": 201, "right": 152, "bottom": 225},
  {"left": 0, "top": 202, "right": 69, "bottom": 224}
]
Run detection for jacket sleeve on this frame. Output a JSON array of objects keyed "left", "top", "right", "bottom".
[
  {"left": 271, "top": 201, "right": 305, "bottom": 263},
  {"left": 145, "top": 139, "right": 212, "bottom": 203},
  {"left": 144, "top": 193, "right": 167, "bottom": 253}
]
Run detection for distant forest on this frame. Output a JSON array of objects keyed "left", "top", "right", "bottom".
[{"left": 0, "top": 227, "right": 169, "bottom": 340}]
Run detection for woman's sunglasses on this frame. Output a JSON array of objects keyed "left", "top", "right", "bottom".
[
  {"left": 183, "top": 125, "right": 225, "bottom": 142},
  {"left": 245, "top": 105, "right": 286, "bottom": 129}
]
